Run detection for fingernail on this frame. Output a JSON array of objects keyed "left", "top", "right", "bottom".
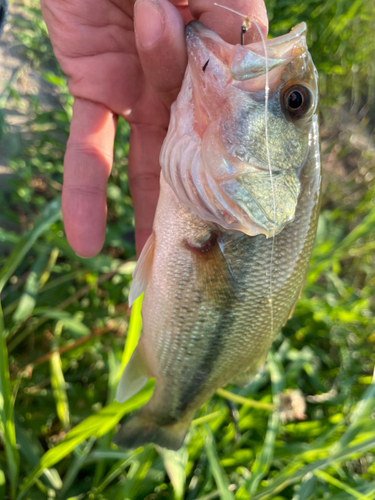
[{"left": 134, "top": 0, "right": 165, "bottom": 49}]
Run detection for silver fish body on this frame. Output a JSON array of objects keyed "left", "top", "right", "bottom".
[{"left": 114, "top": 21, "right": 321, "bottom": 451}]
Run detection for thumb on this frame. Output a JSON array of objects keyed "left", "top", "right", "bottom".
[{"left": 134, "top": 0, "right": 189, "bottom": 108}]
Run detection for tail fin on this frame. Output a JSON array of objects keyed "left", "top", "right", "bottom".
[{"left": 113, "top": 410, "right": 191, "bottom": 451}]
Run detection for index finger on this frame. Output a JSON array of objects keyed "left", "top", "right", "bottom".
[{"left": 62, "top": 98, "right": 116, "bottom": 258}]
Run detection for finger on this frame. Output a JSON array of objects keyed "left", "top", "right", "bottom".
[
  {"left": 134, "top": 0, "right": 188, "bottom": 108},
  {"left": 189, "top": 0, "right": 268, "bottom": 44},
  {"left": 168, "top": 0, "right": 193, "bottom": 25},
  {"left": 63, "top": 98, "right": 116, "bottom": 258},
  {"left": 128, "top": 122, "right": 166, "bottom": 256}
]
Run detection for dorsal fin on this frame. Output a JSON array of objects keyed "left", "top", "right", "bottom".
[{"left": 128, "top": 232, "right": 155, "bottom": 307}]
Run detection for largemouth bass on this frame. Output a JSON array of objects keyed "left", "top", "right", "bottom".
[{"left": 114, "top": 20, "right": 321, "bottom": 451}]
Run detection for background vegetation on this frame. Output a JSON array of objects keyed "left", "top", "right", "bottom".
[{"left": 0, "top": 0, "right": 375, "bottom": 498}]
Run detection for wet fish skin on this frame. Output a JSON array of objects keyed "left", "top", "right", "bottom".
[{"left": 114, "top": 21, "right": 321, "bottom": 451}]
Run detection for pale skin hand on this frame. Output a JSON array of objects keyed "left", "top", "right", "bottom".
[{"left": 41, "top": 0, "right": 268, "bottom": 257}]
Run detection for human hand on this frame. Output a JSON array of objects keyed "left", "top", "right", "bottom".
[{"left": 41, "top": 0, "right": 267, "bottom": 257}]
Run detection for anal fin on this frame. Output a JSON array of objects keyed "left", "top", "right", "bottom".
[
  {"left": 129, "top": 232, "right": 155, "bottom": 307},
  {"left": 116, "top": 346, "right": 150, "bottom": 403}
]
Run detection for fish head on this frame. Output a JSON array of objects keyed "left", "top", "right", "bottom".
[{"left": 161, "top": 21, "right": 319, "bottom": 237}]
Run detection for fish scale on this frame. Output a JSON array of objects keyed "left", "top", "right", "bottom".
[{"left": 114, "top": 21, "right": 321, "bottom": 450}]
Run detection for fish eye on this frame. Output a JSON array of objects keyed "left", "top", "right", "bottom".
[{"left": 281, "top": 85, "right": 312, "bottom": 120}]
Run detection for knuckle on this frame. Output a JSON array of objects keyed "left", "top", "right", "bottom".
[
  {"left": 67, "top": 142, "right": 113, "bottom": 163},
  {"left": 63, "top": 184, "right": 107, "bottom": 197}
]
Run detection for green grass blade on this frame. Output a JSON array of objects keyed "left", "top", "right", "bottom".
[
  {"left": 158, "top": 446, "right": 188, "bottom": 500},
  {"left": 313, "top": 470, "right": 370, "bottom": 500},
  {"left": 17, "top": 382, "right": 154, "bottom": 500},
  {"left": 192, "top": 411, "right": 225, "bottom": 427},
  {"left": 203, "top": 425, "right": 235, "bottom": 500},
  {"left": 38, "top": 247, "right": 59, "bottom": 288},
  {"left": 337, "top": 206, "right": 375, "bottom": 253},
  {"left": 50, "top": 322, "right": 69, "bottom": 429},
  {"left": 292, "top": 473, "right": 317, "bottom": 500},
  {"left": 216, "top": 388, "right": 274, "bottom": 411},
  {"left": 0, "top": 469, "right": 5, "bottom": 500},
  {"left": 50, "top": 351, "right": 70, "bottom": 430},
  {"left": 0, "top": 198, "right": 61, "bottom": 295},
  {"left": 32, "top": 308, "right": 90, "bottom": 336},
  {"left": 196, "top": 492, "right": 220, "bottom": 500},
  {"left": 95, "top": 451, "right": 135, "bottom": 493},
  {"left": 0, "top": 228, "right": 19, "bottom": 246},
  {"left": 92, "top": 350, "right": 121, "bottom": 487},
  {"left": 328, "top": 0, "right": 362, "bottom": 37},
  {"left": 330, "top": 482, "right": 375, "bottom": 500},
  {"left": 96, "top": 291, "right": 144, "bottom": 486},
  {"left": 11, "top": 253, "right": 49, "bottom": 324},
  {"left": 83, "top": 449, "right": 133, "bottom": 463},
  {"left": 15, "top": 419, "right": 62, "bottom": 490},
  {"left": 309, "top": 206, "right": 375, "bottom": 281},
  {"left": 245, "top": 351, "right": 284, "bottom": 497},
  {"left": 331, "top": 368, "right": 375, "bottom": 454},
  {"left": 118, "top": 447, "right": 155, "bottom": 500},
  {"left": 57, "top": 438, "right": 95, "bottom": 499},
  {"left": 118, "top": 293, "right": 143, "bottom": 380},
  {"left": 0, "top": 303, "right": 19, "bottom": 499},
  {"left": 251, "top": 435, "right": 375, "bottom": 500}
]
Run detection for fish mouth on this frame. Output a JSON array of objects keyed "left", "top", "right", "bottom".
[{"left": 186, "top": 20, "right": 307, "bottom": 82}]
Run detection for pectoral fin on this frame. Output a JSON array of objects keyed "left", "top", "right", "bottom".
[
  {"left": 188, "top": 233, "right": 240, "bottom": 304},
  {"left": 116, "top": 346, "right": 150, "bottom": 403},
  {"left": 128, "top": 232, "right": 155, "bottom": 307}
]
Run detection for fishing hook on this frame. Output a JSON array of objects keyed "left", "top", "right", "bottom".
[{"left": 241, "top": 24, "right": 247, "bottom": 45}]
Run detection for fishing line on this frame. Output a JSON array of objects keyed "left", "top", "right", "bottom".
[
  {"left": 214, "top": 4, "right": 276, "bottom": 332},
  {"left": 252, "top": 19, "right": 276, "bottom": 336}
]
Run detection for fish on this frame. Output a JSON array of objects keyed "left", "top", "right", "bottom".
[{"left": 114, "top": 19, "right": 321, "bottom": 451}]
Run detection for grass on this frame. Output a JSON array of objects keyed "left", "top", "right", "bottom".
[{"left": 0, "top": 0, "right": 375, "bottom": 498}]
